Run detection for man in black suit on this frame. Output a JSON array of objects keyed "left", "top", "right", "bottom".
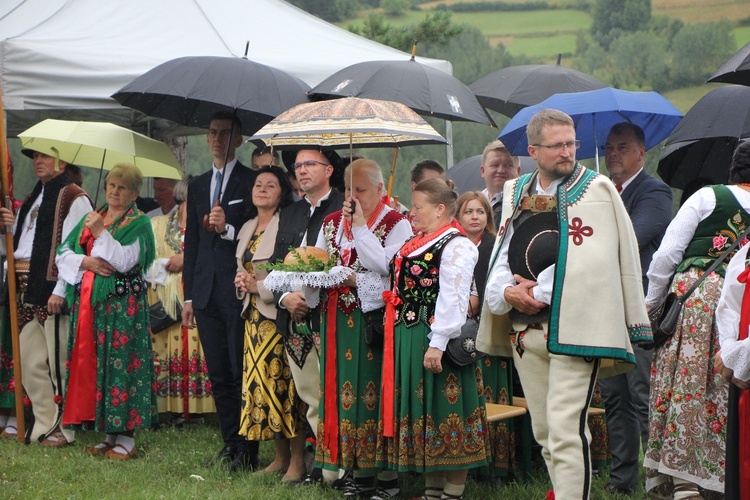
[
  {"left": 182, "top": 112, "right": 257, "bottom": 471},
  {"left": 601, "top": 122, "right": 673, "bottom": 494},
  {"left": 271, "top": 149, "right": 344, "bottom": 486}
]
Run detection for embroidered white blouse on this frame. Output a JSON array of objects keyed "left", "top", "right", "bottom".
[
  {"left": 403, "top": 228, "right": 478, "bottom": 351},
  {"left": 646, "top": 185, "right": 750, "bottom": 306},
  {"left": 56, "top": 230, "right": 142, "bottom": 286},
  {"left": 314, "top": 207, "right": 413, "bottom": 313},
  {"left": 716, "top": 242, "right": 750, "bottom": 381}
]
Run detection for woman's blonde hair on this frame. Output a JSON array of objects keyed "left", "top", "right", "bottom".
[
  {"left": 106, "top": 163, "right": 143, "bottom": 194},
  {"left": 457, "top": 191, "right": 496, "bottom": 236},
  {"left": 345, "top": 158, "right": 384, "bottom": 189}
]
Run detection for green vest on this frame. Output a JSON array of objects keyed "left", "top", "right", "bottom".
[{"left": 677, "top": 185, "right": 750, "bottom": 278}]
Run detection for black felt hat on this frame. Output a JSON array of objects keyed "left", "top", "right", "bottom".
[
  {"left": 508, "top": 212, "right": 559, "bottom": 280},
  {"left": 281, "top": 149, "right": 343, "bottom": 174}
]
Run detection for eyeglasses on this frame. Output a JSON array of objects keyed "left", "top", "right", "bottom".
[
  {"left": 531, "top": 140, "right": 581, "bottom": 153},
  {"left": 292, "top": 160, "right": 330, "bottom": 171}
]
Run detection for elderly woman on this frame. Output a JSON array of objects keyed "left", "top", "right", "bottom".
[
  {"left": 148, "top": 176, "right": 214, "bottom": 421},
  {"left": 313, "top": 159, "right": 412, "bottom": 496},
  {"left": 233, "top": 166, "right": 302, "bottom": 482},
  {"left": 57, "top": 163, "right": 156, "bottom": 460},
  {"left": 644, "top": 143, "right": 750, "bottom": 498},
  {"left": 378, "top": 179, "right": 490, "bottom": 500}
]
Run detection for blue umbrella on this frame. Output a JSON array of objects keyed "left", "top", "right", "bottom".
[{"left": 497, "top": 88, "right": 683, "bottom": 170}]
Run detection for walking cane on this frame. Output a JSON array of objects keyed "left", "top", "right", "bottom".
[{"left": 0, "top": 83, "right": 26, "bottom": 443}]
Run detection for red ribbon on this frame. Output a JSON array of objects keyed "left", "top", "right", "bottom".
[
  {"left": 735, "top": 266, "right": 750, "bottom": 498},
  {"left": 62, "top": 227, "right": 98, "bottom": 426},
  {"left": 381, "top": 290, "right": 402, "bottom": 437},
  {"left": 323, "top": 286, "right": 345, "bottom": 462}
]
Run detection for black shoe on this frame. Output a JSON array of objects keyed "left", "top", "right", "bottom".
[
  {"left": 603, "top": 483, "right": 634, "bottom": 495},
  {"left": 227, "top": 449, "right": 259, "bottom": 472},
  {"left": 289, "top": 467, "right": 323, "bottom": 487},
  {"left": 342, "top": 476, "right": 375, "bottom": 498},
  {"left": 370, "top": 487, "right": 401, "bottom": 500},
  {"left": 331, "top": 470, "right": 354, "bottom": 491},
  {"left": 201, "top": 445, "right": 237, "bottom": 467}
]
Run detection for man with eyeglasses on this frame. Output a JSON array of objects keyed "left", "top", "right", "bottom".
[
  {"left": 599, "top": 122, "right": 672, "bottom": 495},
  {"left": 182, "top": 111, "right": 258, "bottom": 472},
  {"left": 480, "top": 140, "right": 521, "bottom": 230},
  {"left": 270, "top": 149, "right": 344, "bottom": 487},
  {"left": 479, "top": 109, "right": 652, "bottom": 499}
]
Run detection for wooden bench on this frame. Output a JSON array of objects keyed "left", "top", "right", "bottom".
[
  {"left": 485, "top": 403, "right": 527, "bottom": 422},
  {"left": 512, "top": 396, "right": 606, "bottom": 417}
]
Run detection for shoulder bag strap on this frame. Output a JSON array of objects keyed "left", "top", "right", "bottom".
[{"left": 678, "top": 224, "right": 750, "bottom": 304}]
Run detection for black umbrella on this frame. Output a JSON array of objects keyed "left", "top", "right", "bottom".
[
  {"left": 658, "top": 138, "right": 739, "bottom": 189},
  {"left": 112, "top": 54, "right": 311, "bottom": 136},
  {"left": 307, "top": 47, "right": 495, "bottom": 127},
  {"left": 708, "top": 41, "right": 750, "bottom": 85},
  {"left": 658, "top": 85, "right": 750, "bottom": 188},
  {"left": 469, "top": 55, "right": 608, "bottom": 118},
  {"left": 446, "top": 154, "right": 536, "bottom": 194}
]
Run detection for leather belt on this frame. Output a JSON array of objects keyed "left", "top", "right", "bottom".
[
  {"left": 519, "top": 195, "right": 557, "bottom": 213},
  {"left": 15, "top": 260, "right": 30, "bottom": 273}
]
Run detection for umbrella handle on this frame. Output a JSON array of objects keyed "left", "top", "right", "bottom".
[{"left": 202, "top": 199, "right": 219, "bottom": 233}]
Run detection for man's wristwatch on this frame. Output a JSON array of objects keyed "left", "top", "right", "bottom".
[{"left": 218, "top": 226, "right": 228, "bottom": 236}]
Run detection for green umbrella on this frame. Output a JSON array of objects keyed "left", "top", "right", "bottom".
[{"left": 18, "top": 119, "right": 182, "bottom": 180}]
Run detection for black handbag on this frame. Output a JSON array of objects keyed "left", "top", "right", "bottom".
[
  {"left": 644, "top": 224, "right": 750, "bottom": 350},
  {"left": 443, "top": 303, "right": 486, "bottom": 368},
  {"left": 364, "top": 309, "right": 384, "bottom": 347},
  {"left": 149, "top": 300, "right": 182, "bottom": 334}
]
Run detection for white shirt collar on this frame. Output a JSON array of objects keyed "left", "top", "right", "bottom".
[{"left": 618, "top": 168, "right": 643, "bottom": 192}]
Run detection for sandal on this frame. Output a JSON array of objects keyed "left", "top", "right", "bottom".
[
  {"left": 41, "top": 430, "right": 69, "bottom": 448},
  {"left": 105, "top": 443, "right": 137, "bottom": 461},
  {"left": 1, "top": 424, "right": 18, "bottom": 439},
  {"left": 83, "top": 442, "right": 115, "bottom": 457}
]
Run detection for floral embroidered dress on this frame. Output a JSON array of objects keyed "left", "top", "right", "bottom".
[
  {"left": 57, "top": 203, "right": 157, "bottom": 433},
  {"left": 644, "top": 185, "right": 750, "bottom": 495},
  {"left": 377, "top": 226, "right": 491, "bottom": 472},
  {"left": 147, "top": 211, "right": 214, "bottom": 415},
  {"left": 314, "top": 204, "right": 412, "bottom": 472},
  {"left": 239, "top": 229, "right": 305, "bottom": 441}
]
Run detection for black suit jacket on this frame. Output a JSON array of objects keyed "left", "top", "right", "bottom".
[
  {"left": 474, "top": 232, "right": 496, "bottom": 307},
  {"left": 271, "top": 189, "right": 344, "bottom": 333},
  {"left": 183, "top": 161, "right": 257, "bottom": 310},
  {"left": 619, "top": 169, "right": 673, "bottom": 292}
]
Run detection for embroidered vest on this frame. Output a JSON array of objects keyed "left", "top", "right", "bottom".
[
  {"left": 678, "top": 185, "right": 750, "bottom": 278},
  {"left": 15, "top": 174, "right": 89, "bottom": 305},
  {"left": 393, "top": 231, "right": 461, "bottom": 328},
  {"left": 321, "top": 208, "right": 404, "bottom": 315}
]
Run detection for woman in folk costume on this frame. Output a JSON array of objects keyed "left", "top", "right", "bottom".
[
  {"left": 456, "top": 191, "right": 515, "bottom": 482},
  {"left": 644, "top": 143, "right": 750, "bottom": 498},
  {"left": 147, "top": 176, "right": 214, "bottom": 421},
  {"left": 233, "top": 166, "right": 305, "bottom": 482},
  {"left": 313, "top": 159, "right": 412, "bottom": 497},
  {"left": 714, "top": 142, "right": 750, "bottom": 500},
  {"left": 377, "top": 178, "right": 490, "bottom": 500},
  {"left": 57, "top": 163, "right": 157, "bottom": 460}
]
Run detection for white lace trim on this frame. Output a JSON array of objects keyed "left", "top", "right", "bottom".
[
  {"left": 264, "top": 266, "right": 352, "bottom": 309},
  {"left": 356, "top": 271, "right": 389, "bottom": 313}
]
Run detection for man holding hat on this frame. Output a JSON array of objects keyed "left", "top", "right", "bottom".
[
  {"left": 478, "top": 109, "right": 652, "bottom": 499},
  {"left": 271, "top": 148, "right": 344, "bottom": 486},
  {"left": 0, "top": 147, "right": 91, "bottom": 445}
]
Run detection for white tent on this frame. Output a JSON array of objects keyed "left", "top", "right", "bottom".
[{"left": 0, "top": 0, "right": 452, "bottom": 138}]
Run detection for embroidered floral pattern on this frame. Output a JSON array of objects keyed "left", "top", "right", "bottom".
[
  {"left": 644, "top": 268, "right": 728, "bottom": 493},
  {"left": 340, "top": 381, "right": 356, "bottom": 411},
  {"left": 442, "top": 373, "right": 461, "bottom": 404}
]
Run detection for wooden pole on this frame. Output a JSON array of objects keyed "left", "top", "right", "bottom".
[
  {"left": 386, "top": 148, "right": 399, "bottom": 199},
  {"left": 0, "top": 83, "right": 26, "bottom": 443}
]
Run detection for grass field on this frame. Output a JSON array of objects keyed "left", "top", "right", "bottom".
[
  {"left": 653, "top": 0, "right": 749, "bottom": 23},
  {"left": 663, "top": 83, "right": 725, "bottom": 113},
  {"left": 0, "top": 422, "right": 641, "bottom": 499}
]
